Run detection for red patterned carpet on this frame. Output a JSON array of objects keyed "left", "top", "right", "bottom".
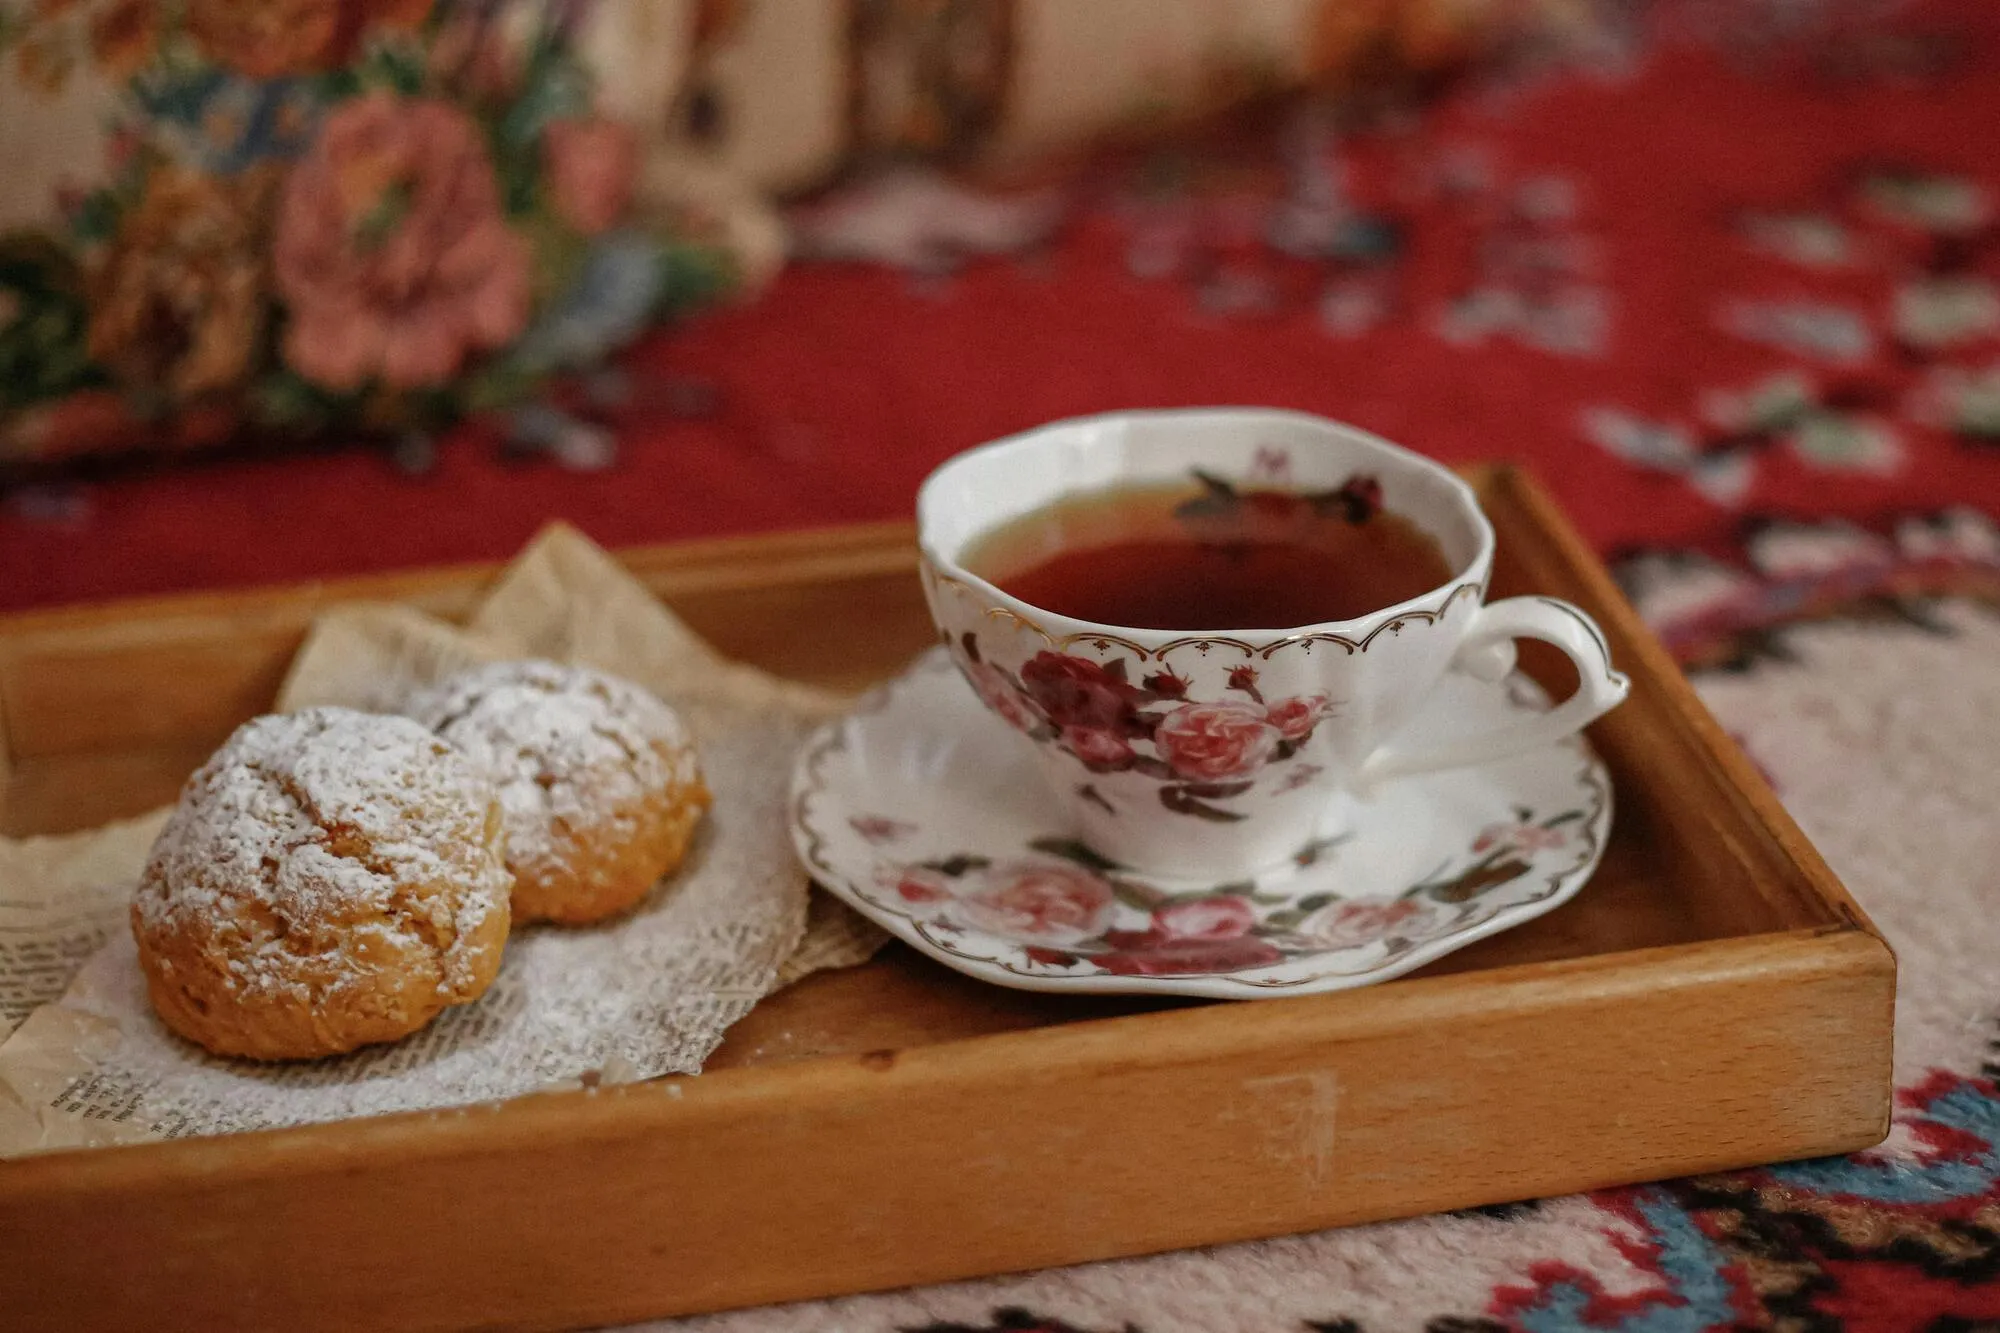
[{"left": 6, "top": 3, "right": 2000, "bottom": 613}]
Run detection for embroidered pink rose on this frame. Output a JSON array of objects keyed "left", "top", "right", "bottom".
[
  {"left": 1471, "top": 822, "right": 1569, "bottom": 855},
  {"left": 1154, "top": 894, "right": 1256, "bottom": 941},
  {"left": 1019, "top": 652, "right": 1140, "bottom": 730},
  {"left": 274, "top": 93, "right": 530, "bottom": 391},
  {"left": 1296, "top": 897, "right": 1430, "bottom": 950},
  {"left": 543, "top": 118, "right": 637, "bottom": 236},
  {"left": 1061, "top": 725, "right": 1134, "bottom": 771},
  {"left": 1097, "top": 934, "right": 1284, "bottom": 977},
  {"left": 965, "top": 661, "right": 1041, "bottom": 733},
  {"left": 1266, "top": 694, "right": 1333, "bottom": 742},
  {"left": 958, "top": 861, "right": 1115, "bottom": 944},
  {"left": 1154, "top": 700, "right": 1280, "bottom": 781}
]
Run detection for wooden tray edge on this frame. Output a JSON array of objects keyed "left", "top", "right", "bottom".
[
  {"left": 1479, "top": 467, "right": 1888, "bottom": 943},
  {"left": 0, "top": 466, "right": 1901, "bottom": 1331},
  {"left": 0, "top": 926, "right": 1891, "bottom": 1189},
  {"left": 0, "top": 926, "right": 1892, "bottom": 1330}
]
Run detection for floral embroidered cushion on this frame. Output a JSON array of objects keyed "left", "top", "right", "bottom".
[
  {"left": 0, "top": 0, "right": 1545, "bottom": 470},
  {"left": 0, "top": 0, "right": 760, "bottom": 468}
]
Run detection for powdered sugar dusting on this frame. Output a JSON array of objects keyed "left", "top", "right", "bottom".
[
  {"left": 133, "top": 707, "right": 509, "bottom": 1007},
  {"left": 62, "top": 689, "right": 815, "bottom": 1130},
  {"left": 0, "top": 523, "right": 882, "bottom": 1151},
  {"left": 403, "top": 660, "right": 701, "bottom": 877}
]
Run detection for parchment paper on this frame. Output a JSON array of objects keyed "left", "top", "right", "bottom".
[{"left": 0, "top": 524, "right": 885, "bottom": 1156}]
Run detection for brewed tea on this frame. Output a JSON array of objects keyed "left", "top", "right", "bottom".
[{"left": 962, "top": 472, "right": 1454, "bottom": 630}]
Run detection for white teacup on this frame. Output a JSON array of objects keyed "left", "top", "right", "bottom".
[{"left": 917, "top": 409, "right": 1630, "bottom": 882}]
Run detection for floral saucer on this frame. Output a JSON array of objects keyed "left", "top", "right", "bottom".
[{"left": 789, "top": 649, "right": 1613, "bottom": 998}]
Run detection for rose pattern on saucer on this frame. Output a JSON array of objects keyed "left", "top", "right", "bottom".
[
  {"left": 952, "top": 635, "right": 1338, "bottom": 822},
  {"left": 856, "top": 804, "right": 1586, "bottom": 981},
  {"left": 790, "top": 647, "right": 1613, "bottom": 997}
]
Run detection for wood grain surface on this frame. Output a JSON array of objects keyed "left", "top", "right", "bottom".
[{"left": 0, "top": 468, "right": 1894, "bottom": 1332}]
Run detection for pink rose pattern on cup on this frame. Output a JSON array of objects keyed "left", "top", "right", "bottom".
[
  {"left": 965, "top": 660, "right": 1043, "bottom": 735},
  {"left": 951, "top": 637, "right": 1337, "bottom": 822},
  {"left": 1061, "top": 725, "right": 1137, "bottom": 768},
  {"left": 862, "top": 807, "right": 1584, "bottom": 980},
  {"left": 1153, "top": 700, "right": 1279, "bottom": 781}
]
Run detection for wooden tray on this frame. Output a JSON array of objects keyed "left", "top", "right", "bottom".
[{"left": 0, "top": 467, "right": 1893, "bottom": 1333}]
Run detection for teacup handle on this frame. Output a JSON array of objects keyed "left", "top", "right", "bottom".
[{"left": 1355, "top": 597, "right": 1631, "bottom": 790}]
